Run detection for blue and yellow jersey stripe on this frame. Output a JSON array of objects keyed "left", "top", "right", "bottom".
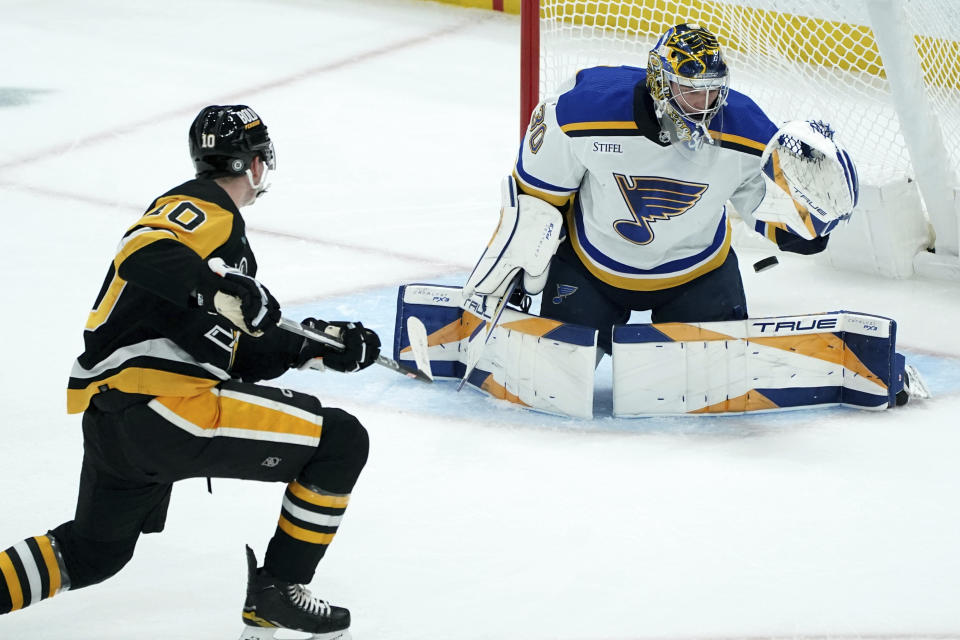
[
  {"left": 554, "top": 66, "right": 644, "bottom": 133},
  {"left": 512, "top": 155, "right": 577, "bottom": 208},
  {"left": 560, "top": 120, "right": 642, "bottom": 138}
]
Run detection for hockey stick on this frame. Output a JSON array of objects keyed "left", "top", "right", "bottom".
[
  {"left": 456, "top": 273, "right": 521, "bottom": 392},
  {"left": 278, "top": 317, "right": 433, "bottom": 383},
  {"left": 406, "top": 316, "right": 434, "bottom": 381}
]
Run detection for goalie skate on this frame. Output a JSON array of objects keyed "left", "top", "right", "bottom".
[
  {"left": 895, "top": 364, "right": 932, "bottom": 406},
  {"left": 238, "top": 546, "right": 351, "bottom": 640}
]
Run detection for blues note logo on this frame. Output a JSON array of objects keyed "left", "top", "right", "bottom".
[
  {"left": 613, "top": 174, "right": 707, "bottom": 245},
  {"left": 552, "top": 284, "right": 578, "bottom": 305}
]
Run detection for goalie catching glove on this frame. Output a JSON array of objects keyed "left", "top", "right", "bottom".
[
  {"left": 295, "top": 319, "right": 381, "bottom": 373},
  {"left": 759, "top": 120, "right": 859, "bottom": 240},
  {"left": 197, "top": 258, "right": 280, "bottom": 336},
  {"left": 462, "top": 175, "right": 563, "bottom": 303}
]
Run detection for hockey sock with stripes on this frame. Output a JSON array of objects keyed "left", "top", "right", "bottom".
[
  {"left": 0, "top": 534, "right": 70, "bottom": 615},
  {"left": 263, "top": 480, "right": 350, "bottom": 584}
]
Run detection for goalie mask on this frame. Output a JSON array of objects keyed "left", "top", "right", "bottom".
[
  {"left": 647, "top": 23, "right": 729, "bottom": 151},
  {"left": 189, "top": 105, "right": 276, "bottom": 195}
]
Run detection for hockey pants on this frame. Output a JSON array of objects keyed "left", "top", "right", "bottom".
[
  {"left": 541, "top": 241, "right": 748, "bottom": 353},
  {"left": 0, "top": 380, "right": 368, "bottom": 614}
]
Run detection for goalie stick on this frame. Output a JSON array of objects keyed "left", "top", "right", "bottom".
[
  {"left": 456, "top": 272, "right": 521, "bottom": 392},
  {"left": 278, "top": 317, "right": 433, "bottom": 383},
  {"left": 406, "top": 316, "right": 434, "bottom": 381}
]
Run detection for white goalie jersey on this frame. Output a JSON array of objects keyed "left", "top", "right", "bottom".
[{"left": 513, "top": 65, "right": 784, "bottom": 292}]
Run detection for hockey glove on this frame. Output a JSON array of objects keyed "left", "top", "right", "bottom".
[
  {"left": 296, "top": 319, "right": 381, "bottom": 373},
  {"left": 197, "top": 258, "right": 280, "bottom": 336}
]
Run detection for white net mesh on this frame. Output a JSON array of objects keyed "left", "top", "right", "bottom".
[{"left": 539, "top": 0, "right": 960, "bottom": 189}]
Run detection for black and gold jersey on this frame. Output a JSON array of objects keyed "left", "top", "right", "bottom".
[{"left": 67, "top": 179, "right": 301, "bottom": 414}]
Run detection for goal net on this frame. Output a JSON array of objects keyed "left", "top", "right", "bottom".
[{"left": 523, "top": 0, "right": 960, "bottom": 279}]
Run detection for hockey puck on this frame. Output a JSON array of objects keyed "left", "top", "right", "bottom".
[{"left": 753, "top": 256, "right": 779, "bottom": 272}]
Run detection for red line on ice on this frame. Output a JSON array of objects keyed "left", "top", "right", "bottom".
[{"left": 0, "top": 17, "right": 487, "bottom": 173}]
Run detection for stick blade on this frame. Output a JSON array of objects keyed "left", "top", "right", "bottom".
[{"left": 406, "top": 316, "right": 433, "bottom": 381}]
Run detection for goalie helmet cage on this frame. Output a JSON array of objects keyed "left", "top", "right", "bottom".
[{"left": 519, "top": 0, "right": 960, "bottom": 280}]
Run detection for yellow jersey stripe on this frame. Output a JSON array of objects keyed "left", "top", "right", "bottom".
[
  {"left": 289, "top": 482, "right": 350, "bottom": 509},
  {"left": 708, "top": 130, "right": 767, "bottom": 152},
  {"left": 67, "top": 369, "right": 221, "bottom": 414},
  {"left": 114, "top": 229, "right": 179, "bottom": 269},
  {"left": 278, "top": 516, "right": 337, "bottom": 545},
  {"left": 0, "top": 551, "right": 24, "bottom": 611},
  {"left": 560, "top": 120, "right": 639, "bottom": 133},
  {"left": 568, "top": 213, "right": 732, "bottom": 291},
  {"left": 220, "top": 395, "right": 322, "bottom": 438},
  {"left": 150, "top": 392, "right": 323, "bottom": 439},
  {"left": 512, "top": 170, "right": 575, "bottom": 207},
  {"left": 35, "top": 536, "right": 61, "bottom": 598}
]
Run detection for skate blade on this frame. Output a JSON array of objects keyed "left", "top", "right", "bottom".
[
  {"left": 238, "top": 626, "right": 351, "bottom": 640},
  {"left": 905, "top": 364, "right": 932, "bottom": 400}
]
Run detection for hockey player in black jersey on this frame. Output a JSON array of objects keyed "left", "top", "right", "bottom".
[{"left": 0, "top": 105, "right": 378, "bottom": 640}]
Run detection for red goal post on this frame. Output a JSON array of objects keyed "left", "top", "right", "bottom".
[
  {"left": 518, "top": 0, "right": 960, "bottom": 280},
  {"left": 519, "top": 0, "right": 540, "bottom": 140}
]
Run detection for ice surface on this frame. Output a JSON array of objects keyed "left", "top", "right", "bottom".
[{"left": 1, "top": 1, "right": 958, "bottom": 638}]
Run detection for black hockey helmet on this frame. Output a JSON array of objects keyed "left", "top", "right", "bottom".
[{"left": 189, "top": 105, "right": 276, "bottom": 179}]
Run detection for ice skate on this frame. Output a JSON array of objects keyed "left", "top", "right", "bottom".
[
  {"left": 896, "top": 364, "right": 932, "bottom": 406},
  {"left": 239, "top": 546, "right": 351, "bottom": 640}
]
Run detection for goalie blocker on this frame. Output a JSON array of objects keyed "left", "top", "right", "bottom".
[
  {"left": 462, "top": 175, "right": 563, "bottom": 301},
  {"left": 395, "top": 285, "right": 921, "bottom": 418}
]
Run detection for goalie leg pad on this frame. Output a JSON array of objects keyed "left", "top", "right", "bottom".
[
  {"left": 462, "top": 176, "right": 563, "bottom": 300},
  {"left": 395, "top": 283, "right": 597, "bottom": 418},
  {"left": 613, "top": 311, "right": 900, "bottom": 416}
]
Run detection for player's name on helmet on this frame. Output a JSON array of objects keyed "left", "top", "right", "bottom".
[{"left": 235, "top": 107, "right": 261, "bottom": 127}]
